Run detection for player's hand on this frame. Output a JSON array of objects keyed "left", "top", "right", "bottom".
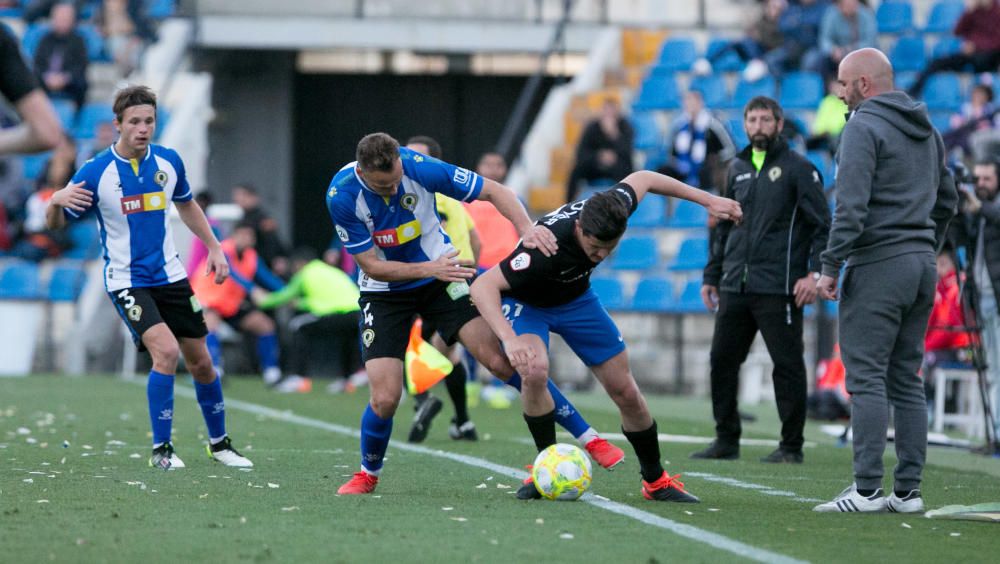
[
  {"left": 502, "top": 335, "right": 536, "bottom": 374},
  {"left": 429, "top": 250, "right": 476, "bottom": 282},
  {"left": 206, "top": 246, "right": 230, "bottom": 284},
  {"left": 793, "top": 275, "right": 819, "bottom": 307},
  {"left": 700, "top": 284, "right": 719, "bottom": 312},
  {"left": 706, "top": 195, "right": 742, "bottom": 224},
  {"left": 522, "top": 225, "right": 558, "bottom": 257},
  {"left": 250, "top": 287, "right": 268, "bottom": 306},
  {"left": 50, "top": 181, "right": 92, "bottom": 212},
  {"left": 818, "top": 274, "right": 838, "bottom": 301}
]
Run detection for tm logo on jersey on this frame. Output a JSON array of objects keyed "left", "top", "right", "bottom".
[
  {"left": 120, "top": 191, "right": 167, "bottom": 215},
  {"left": 373, "top": 219, "right": 421, "bottom": 248}
]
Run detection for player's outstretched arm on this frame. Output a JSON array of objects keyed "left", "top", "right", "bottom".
[
  {"left": 176, "top": 199, "right": 229, "bottom": 284},
  {"left": 0, "top": 90, "right": 63, "bottom": 155},
  {"left": 622, "top": 170, "right": 742, "bottom": 224},
  {"left": 354, "top": 248, "right": 475, "bottom": 283},
  {"left": 478, "top": 179, "right": 557, "bottom": 256},
  {"left": 46, "top": 181, "right": 91, "bottom": 230}
]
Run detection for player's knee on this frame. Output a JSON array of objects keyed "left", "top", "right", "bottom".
[
  {"left": 480, "top": 351, "right": 514, "bottom": 380},
  {"left": 149, "top": 343, "right": 180, "bottom": 372},
  {"left": 608, "top": 380, "right": 642, "bottom": 410},
  {"left": 370, "top": 389, "right": 401, "bottom": 418},
  {"left": 519, "top": 362, "right": 549, "bottom": 388},
  {"left": 187, "top": 355, "right": 215, "bottom": 383}
]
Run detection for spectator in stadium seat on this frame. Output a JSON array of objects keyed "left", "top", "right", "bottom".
[
  {"left": 22, "top": 0, "right": 85, "bottom": 23},
  {"left": 692, "top": 96, "right": 830, "bottom": 465},
  {"left": 773, "top": 0, "right": 829, "bottom": 75},
  {"left": 11, "top": 134, "right": 77, "bottom": 261},
  {"left": 809, "top": 0, "right": 877, "bottom": 81},
  {"left": 908, "top": 0, "right": 1000, "bottom": 98},
  {"left": 98, "top": 0, "right": 144, "bottom": 74},
  {"left": 659, "top": 90, "right": 735, "bottom": 191},
  {"left": 33, "top": 2, "right": 89, "bottom": 110},
  {"left": 921, "top": 248, "right": 971, "bottom": 401},
  {"left": 0, "top": 24, "right": 62, "bottom": 155},
  {"left": 231, "top": 182, "right": 291, "bottom": 278},
  {"left": 566, "top": 98, "right": 634, "bottom": 203},
  {"left": 694, "top": 0, "right": 787, "bottom": 80},
  {"left": 815, "top": 48, "right": 957, "bottom": 514},
  {"left": 943, "top": 83, "right": 999, "bottom": 160}
]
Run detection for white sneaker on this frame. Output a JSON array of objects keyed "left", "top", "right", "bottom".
[
  {"left": 207, "top": 437, "right": 254, "bottom": 467},
  {"left": 742, "top": 58, "right": 769, "bottom": 82},
  {"left": 887, "top": 489, "right": 924, "bottom": 513},
  {"left": 326, "top": 379, "right": 348, "bottom": 394},
  {"left": 273, "top": 375, "right": 311, "bottom": 393},
  {"left": 348, "top": 369, "right": 369, "bottom": 389},
  {"left": 813, "top": 483, "right": 887, "bottom": 513},
  {"left": 263, "top": 367, "right": 282, "bottom": 386},
  {"left": 150, "top": 443, "right": 185, "bottom": 470},
  {"left": 692, "top": 57, "right": 712, "bottom": 76}
]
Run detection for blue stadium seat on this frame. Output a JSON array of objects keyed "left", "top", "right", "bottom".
[
  {"left": 924, "top": 1, "right": 964, "bottom": 33},
  {"left": 895, "top": 71, "right": 918, "bottom": 92},
  {"left": 63, "top": 221, "right": 101, "bottom": 260},
  {"left": 806, "top": 151, "right": 832, "bottom": 186},
  {"left": 705, "top": 37, "right": 744, "bottom": 72},
  {"left": 608, "top": 236, "right": 658, "bottom": 270},
  {"left": 77, "top": 24, "right": 108, "bottom": 62},
  {"left": 52, "top": 98, "right": 77, "bottom": 130},
  {"left": 630, "top": 276, "right": 675, "bottom": 312},
  {"left": 655, "top": 37, "right": 697, "bottom": 73},
  {"left": 21, "top": 151, "right": 51, "bottom": 181},
  {"left": 931, "top": 35, "right": 963, "bottom": 59},
  {"left": 48, "top": 261, "right": 87, "bottom": 302},
  {"left": 668, "top": 236, "right": 709, "bottom": 271},
  {"left": 73, "top": 103, "right": 113, "bottom": 140},
  {"left": 631, "top": 112, "right": 661, "bottom": 151},
  {"left": 628, "top": 197, "right": 666, "bottom": 228},
  {"left": 633, "top": 75, "right": 681, "bottom": 111},
  {"left": 21, "top": 23, "right": 50, "bottom": 61},
  {"left": 779, "top": 72, "right": 823, "bottom": 110},
  {"left": 689, "top": 73, "right": 729, "bottom": 109},
  {"left": 666, "top": 279, "right": 705, "bottom": 313},
  {"left": 890, "top": 35, "right": 926, "bottom": 72},
  {"left": 590, "top": 276, "right": 626, "bottom": 309},
  {"left": 923, "top": 73, "right": 962, "bottom": 111},
  {"left": 728, "top": 76, "right": 776, "bottom": 110},
  {"left": 148, "top": 0, "right": 178, "bottom": 20},
  {"left": 666, "top": 200, "right": 708, "bottom": 228},
  {"left": 930, "top": 111, "right": 953, "bottom": 133},
  {"left": 726, "top": 118, "right": 749, "bottom": 148},
  {"left": 876, "top": 1, "right": 913, "bottom": 34},
  {"left": 0, "top": 261, "right": 42, "bottom": 299}
]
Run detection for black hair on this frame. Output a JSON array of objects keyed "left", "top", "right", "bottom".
[
  {"left": 974, "top": 158, "right": 1000, "bottom": 179},
  {"left": 356, "top": 132, "right": 400, "bottom": 173},
  {"left": 233, "top": 219, "right": 256, "bottom": 232},
  {"left": 743, "top": 95, "right": 784, "bottom": 123},
  {"left": 579, "top": 191, "right": 629, "bottom": 242},
  {"left": 405, "top": 135, "right": 442, "bottom": 159},
  {"left": 972, "top": 83, "right": 995, "bottom": 104}
]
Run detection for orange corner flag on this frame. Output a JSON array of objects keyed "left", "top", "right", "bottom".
[{"left": 405, "top": 318, "right": 453, "bottom": 395}]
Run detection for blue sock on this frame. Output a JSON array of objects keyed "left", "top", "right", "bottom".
[
  {"left": 505, "top": 372, "right": 590, "bottom": 439},
  {"left": 194, "top": 372, "right": 227, "bottom": 441},
  {"left": 359, "top": 404, "right": 393, "bottom": 474},
  {"left": 147, "top": 370, "right": 174, "bottom": 446},
  {"left": 256, "top": 333, "right": 279, "bottom": 370},
  {"left": 206, "top": 332, "right": 223, "bottom": 370}
]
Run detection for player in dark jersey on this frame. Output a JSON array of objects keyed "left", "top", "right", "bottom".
[{"left": 470, "top": 170, "right": 742, "bottom": 501}]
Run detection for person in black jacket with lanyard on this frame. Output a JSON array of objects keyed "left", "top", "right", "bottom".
[{"left": 692, "top": 96, "right": 831, "bottom": 464}]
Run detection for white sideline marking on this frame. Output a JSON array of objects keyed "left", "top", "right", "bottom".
[
  {"left": 560, "top": 432, "right": 816, "bottom": 448},
  {"left": 170, "top": 387, "right": 806, "bottom": 564},
  {"left": 686, "top": 472, "right": 823, "bottom": 503}
]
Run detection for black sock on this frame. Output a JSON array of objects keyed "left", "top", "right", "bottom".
[
  {"left": 622, "top": 421, "right": 663, "bottom": 483},
  {"left": 894, "top": 489, "right": 916, "bottom": 498},
  {"left": 445, "top": 363, "right": 468, "bottom": 424},
  {"left": 523, "top": 410, "right": 557, "bottom": 452},
  {"left": 414, "top": 391, "right": 429, "bottom": 410},
  {"left": 856, "top": 488, "right": 878, "bottom": 497}
]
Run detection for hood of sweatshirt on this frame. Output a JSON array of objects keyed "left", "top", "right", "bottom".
[{"left": 853, "top": 91, "right": 932, "bottom": 140}]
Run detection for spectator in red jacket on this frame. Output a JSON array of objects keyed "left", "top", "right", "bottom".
[
  {"left": 924, "top": 249, "right": 971, "bottom": 368},
  {"left": 908, "top": 0, "right": 1000, "bottom": 97}
]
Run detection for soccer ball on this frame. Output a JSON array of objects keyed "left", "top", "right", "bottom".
[{"left": 531, "top": 443, "right": 593, "bottom": 501}]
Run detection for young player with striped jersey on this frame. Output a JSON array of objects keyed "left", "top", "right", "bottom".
[{"left": 45, "top": 85, "right": 251, "bottom": 470}]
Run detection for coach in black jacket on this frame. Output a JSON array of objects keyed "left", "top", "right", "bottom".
[{"left": 692, "top": 96, "right": 830, "bottom": 463}]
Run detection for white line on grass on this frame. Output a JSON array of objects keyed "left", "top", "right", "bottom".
[
  {"left": 550, "top": 432, "right": 816, "bottom": 448},
  {"left": 169, "top": 386, "right": 806, "bottom": 564},
  {"left": 685, "top": 472, "right": 823, "bottom": 503}
]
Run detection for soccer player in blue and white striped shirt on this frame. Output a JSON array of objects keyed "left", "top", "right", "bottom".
[{"left": 45, "top": 85, "right": 252, "bottom": 470}]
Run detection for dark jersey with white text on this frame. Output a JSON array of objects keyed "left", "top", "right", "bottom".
[{"left": 499, "top": 182, "right": 637, "bottom": 308}]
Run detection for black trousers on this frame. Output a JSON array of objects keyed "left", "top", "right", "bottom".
[
  {"left": 709, "top": 292, "right": 807, "bottom": 452},
  {"left": 909, "top": 49, "right": 1000, "bottom": 96},
  {"left": 288, "top": 310, "right": 361, "bottom": 378}
]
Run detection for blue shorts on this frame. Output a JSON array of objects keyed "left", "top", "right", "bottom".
[{"left": 502, "top": 289, "right": 625, "bottom": 367}]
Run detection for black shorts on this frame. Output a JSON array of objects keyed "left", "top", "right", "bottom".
[
  {"left": 359, "top": 280, "right": 478, "bottom": 362},
  {"left": 221, "top": 298, "right": 255, "bottom": 328},
  {"left": 109, "top": 279, "right": 208, "bottom": 351}
]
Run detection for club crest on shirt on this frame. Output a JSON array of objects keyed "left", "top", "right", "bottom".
[
  {"left": 510, "top": 252, "right": 531, "bottom": 271},
  {"left": 128, "top": 305, "right": 143, "bottom": 322},
  {"left": 768, "top": 166, "right": 782, "bottom": 182},
  {"left": 400, "top": 193, "right": 417, "bottom": 211},
  {"left": 153, "top": 170, "right": 168, "bottom": 187},
  {"left": 362, "top": 328, "right": 375, "bottom": 348}
]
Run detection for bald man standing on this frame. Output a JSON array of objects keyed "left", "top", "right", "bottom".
[{"left": 814, "top": 49, "right": 957, "bottom": 514}]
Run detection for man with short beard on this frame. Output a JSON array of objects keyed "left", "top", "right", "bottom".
[{"left": 692, "top": 95, "right": 830, "bottom": 465}]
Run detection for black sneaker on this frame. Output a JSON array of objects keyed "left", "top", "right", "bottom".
[
  {"left": 448, "top": 418, "right": 478, "bottom": 441},
  {"left": 149, "top": 442, "right": 184, "bottom": 470},
  {"left": 407, "top": 395, "right": 443, "bottom": 443},
  {"left": 690, "top": 441, "right": 739, "bottom": 460},
  {"left": 516, "top": 479, "right": 542, "bottom": 500},
  {"left": 760, "top": 447, "right": 803, "bottom": 464}
]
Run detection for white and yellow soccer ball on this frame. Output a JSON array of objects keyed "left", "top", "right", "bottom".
[{"left": 531, "top": 443, "right": 593, "bottom": 501}]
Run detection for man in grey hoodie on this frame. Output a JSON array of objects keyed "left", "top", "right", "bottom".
[{"left": 814, "top": 48, "right": 957, "bottom": 514}]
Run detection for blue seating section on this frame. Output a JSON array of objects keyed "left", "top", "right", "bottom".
[
  {"left": 654, "top": 37, "right": 697, "bottom": 73},
  {"left": 148, "top": 0, "right": 178, "bottom": 19},
  {"left": 73, "top": 103, "right": 113, "bottom": 139},
  {"left": 779, "top": 72, "right": 823, "bottom": 110},
  {"left": 705, "top": 38, "right": 744, "bottom": 72},
  {"left": 891, "top": 35, "right": 926, "bottom": 72},
  {"left": 631, "top": 276, "right": 675, "bottom": 312},
  {"left": 631, "top": 112, "right": 660, "bottom": 151},
  {"left": 47, "top": 262, "right": 87, "bottom": 302},
  {"left": 729, "top": 76, "right": 776, "bottom": 110},
  {"left": 633, "top": 75, "right": 680, "bottom": 110},
  {"left": 923, "top": 73, "right": 962, "bottom": 111},
  {"left": 629, "top": 197, "right": 666, "bottom": 228},
  {"left": 665, "top": 200, "right": 708, "bottom": 228},
  {"left": 932, "top": 36, "right": 962, "bottom": 59},
  {"left": 689, "top": 73, "right": 728, "bottom": 108},
  {"left": 877, "top": 1, "right": 914, "bottom": 34},
  {"left": 0, "top": 261, "right": 42, "bottom": 299},
  {"left": 924, "top": 1, "right": 964, "bottom": 33},
  {"left": 668, "top": 236, "right": 709, "bottom": 271},
  {"left": 608, "top": 236, "right": 658, "bottom": 270},
  {"left": 591, "top": 277, "right": 625, "bottom": 309}
]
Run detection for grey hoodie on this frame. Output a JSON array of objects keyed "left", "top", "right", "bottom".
[{"left": 820, "top": 91, "right": 957, "bottom": 276}]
